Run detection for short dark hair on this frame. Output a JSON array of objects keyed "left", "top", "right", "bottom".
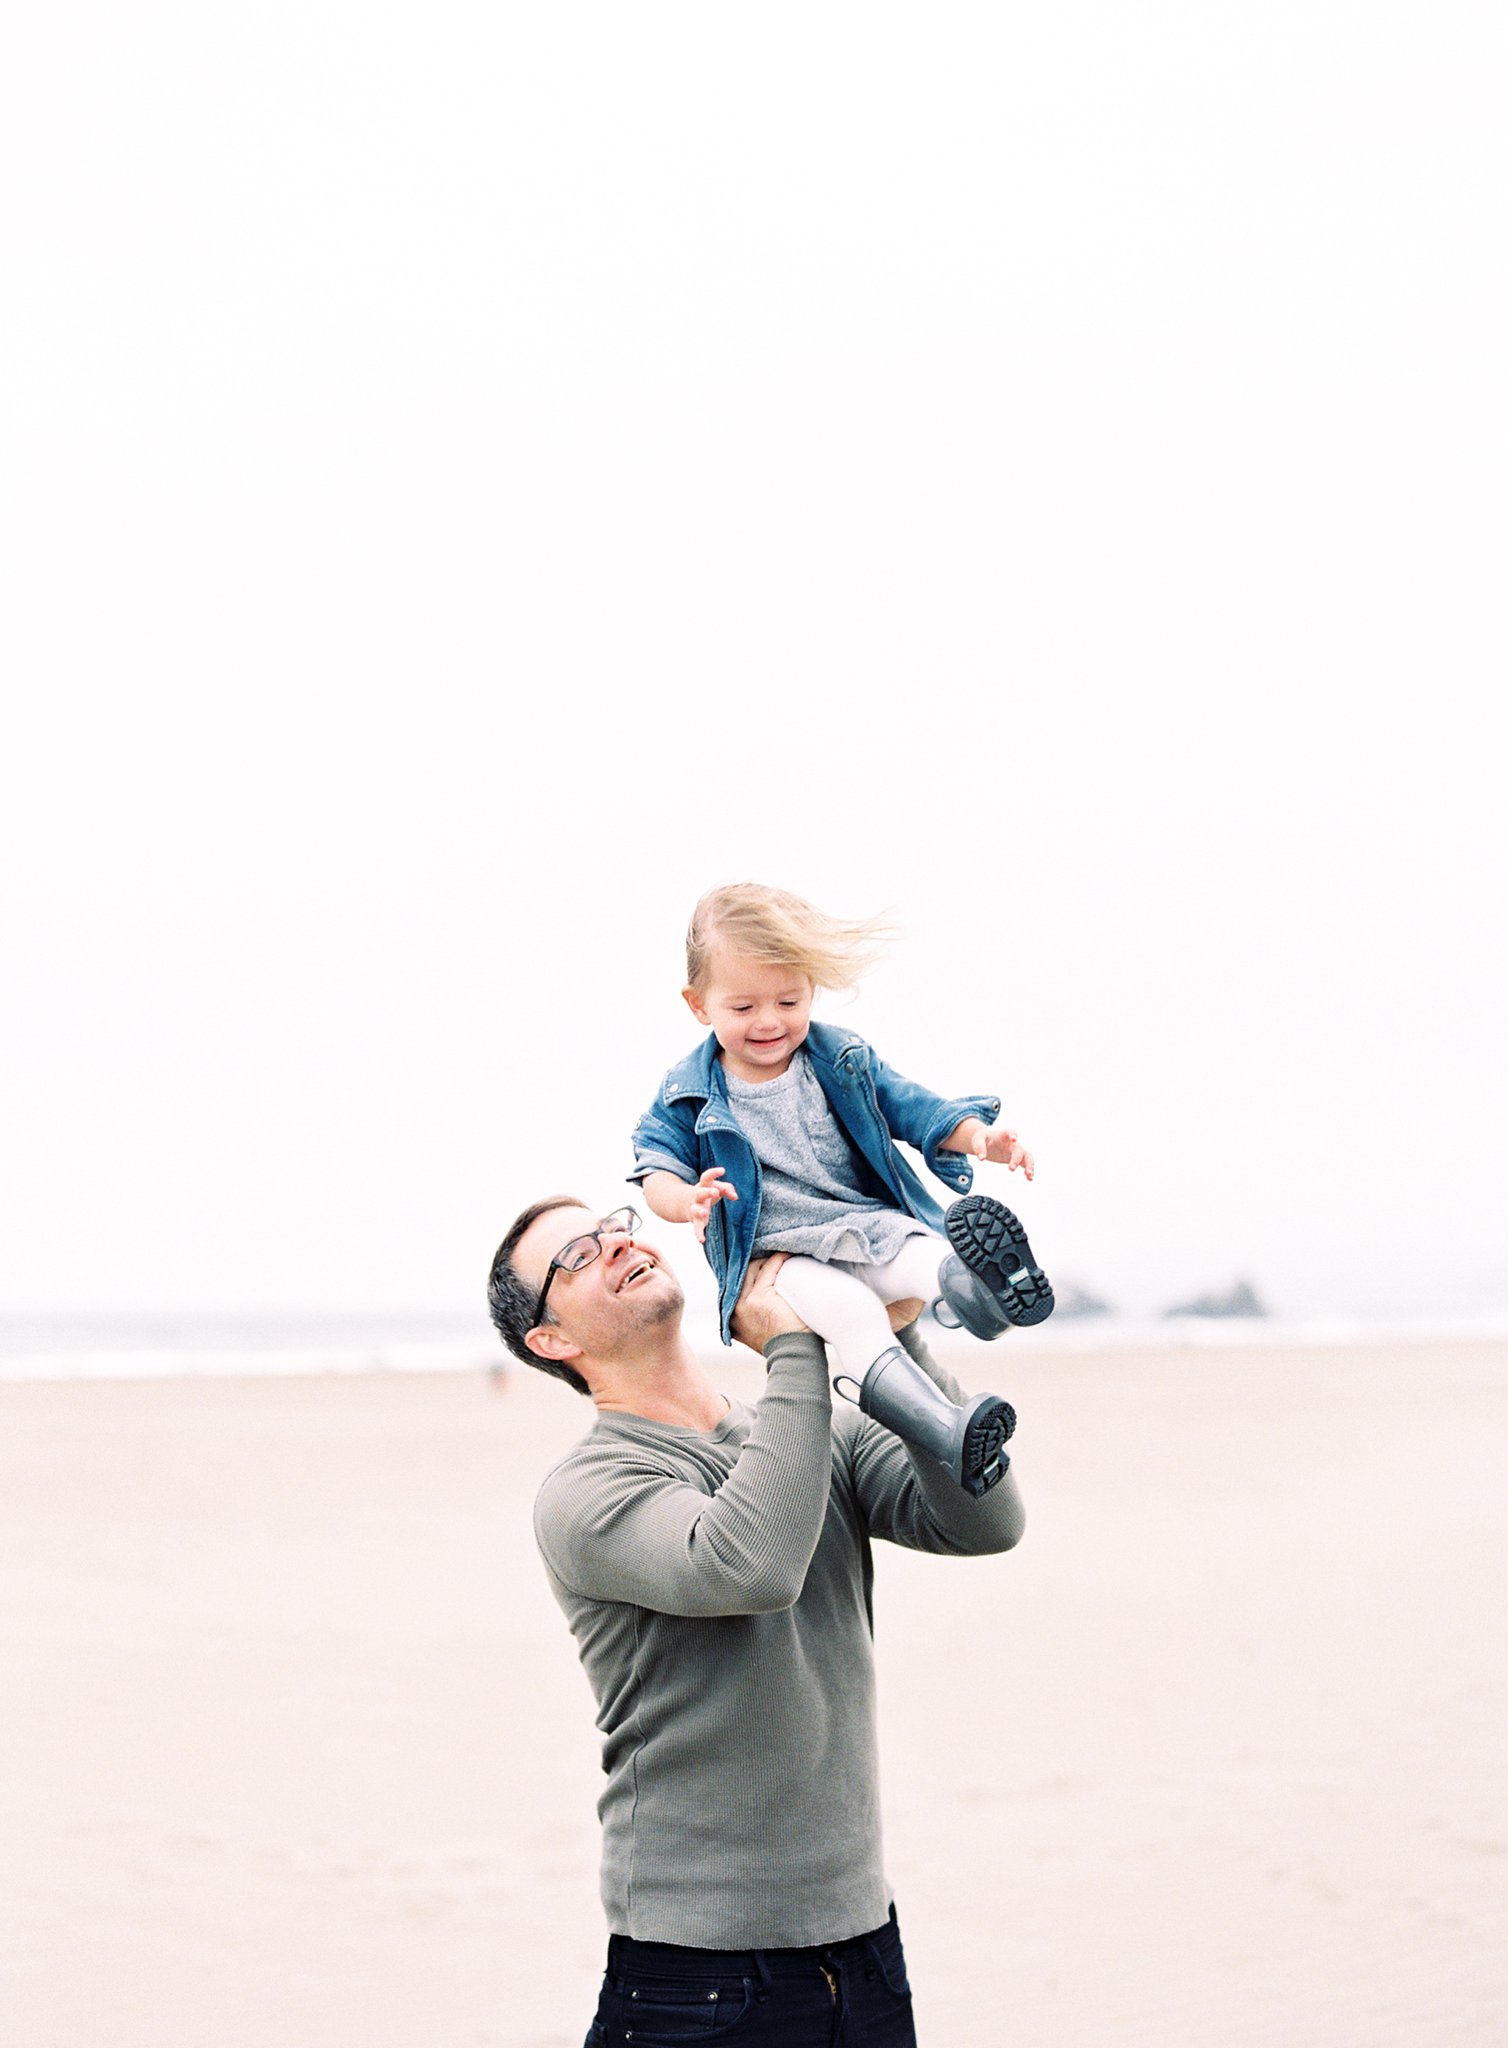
[{"left": 487, "top": 1195, "right": 592, "bottom": 1396}]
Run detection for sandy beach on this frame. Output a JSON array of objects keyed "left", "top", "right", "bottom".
[{"left": 2, "top": 1336, "right": 1504, "bottom": 2048}]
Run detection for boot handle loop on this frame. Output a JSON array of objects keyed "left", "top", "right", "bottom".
[{"left": 831, "top": 1374, "right": 864, "bottom": 1406}]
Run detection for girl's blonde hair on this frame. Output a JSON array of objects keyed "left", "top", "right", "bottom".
[{"left": 686, "top": 883, "right": 894, "bottom": 994}]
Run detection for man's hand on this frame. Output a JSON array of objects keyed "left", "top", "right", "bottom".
[
  {"left": 886, "top": 1297, "right": 925, "bottom": 1333},
  {"left": 687, "top": 1166, "right": 738, "bottom": 1245},
  {"left": 730, "top": 1253, "right": 808, "bottom": 1355},
  {"left": 942, "top": 1116, "right": 1035, "bottom": 1180}
]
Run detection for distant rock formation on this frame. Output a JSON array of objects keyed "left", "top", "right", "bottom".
[
  {"left": 1052, "top": 1282, "right": 1114, "bottom": 1319},
  {"left": 1161, "top": 1279, "right": 1268, "bottom": 1319}
]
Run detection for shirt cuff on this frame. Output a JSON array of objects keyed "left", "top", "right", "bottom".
[{"left": 628, "top": 1154, "right": 698, "bottom": 1185}]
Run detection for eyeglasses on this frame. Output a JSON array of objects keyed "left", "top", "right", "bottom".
[{"left": 533, "top": 1207, "right": 642, "bottom": 1328}]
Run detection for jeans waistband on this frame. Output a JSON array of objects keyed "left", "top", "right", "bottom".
[{"left": 607, "top": 1902, "right": 898, "bottom": 1981}]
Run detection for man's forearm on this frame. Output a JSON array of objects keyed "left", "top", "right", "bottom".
[
  {"left": 537, "top": 1333, "right": 835, "bottom": 1616},
  {"left": 637, "top": 1331, "right": 836, "bottom": 1612}
]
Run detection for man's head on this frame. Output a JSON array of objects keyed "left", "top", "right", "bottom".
[{"left": 487, "top": 1196, "right": 684, "bottom": 1396}]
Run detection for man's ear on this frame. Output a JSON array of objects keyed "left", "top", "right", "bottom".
[
  {"left": 682, "top": 985, "right": 710, "bottom": 1027},
  {"left": 524, "top": 1324, "right": 582, "bottom": 1365}
]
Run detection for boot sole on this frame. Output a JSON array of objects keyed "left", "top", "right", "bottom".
[
  {"left": 960, "top": 1394, "right": 1016, "bottom": 1498},
  {"left": 946, "top": 1196, "right": 1055, "bottom": 1328}
]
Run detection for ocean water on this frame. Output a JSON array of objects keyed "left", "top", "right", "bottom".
[
  {"left": 3, "top": 1308, "right": 1505, "bottom": 1382},
  {"left": 0, "top": 1315, "right": 495, "bottom": 1383}
]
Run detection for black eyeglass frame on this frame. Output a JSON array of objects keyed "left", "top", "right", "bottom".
[{"left": 533, "top": 1207, "right": 642, "bottom": 1329}]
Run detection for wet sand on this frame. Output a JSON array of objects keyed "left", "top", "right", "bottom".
[{"left": 2, "top": 1338, "right": 1504, "bottom": 2046}]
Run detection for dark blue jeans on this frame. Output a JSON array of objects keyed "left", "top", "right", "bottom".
[{"left": 584, "top": 1903, "right": 918, "bottom": 2046}]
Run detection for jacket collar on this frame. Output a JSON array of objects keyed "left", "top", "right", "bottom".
[{"left": 662, "top": 1020, "right": 866, "bottom": 1105}]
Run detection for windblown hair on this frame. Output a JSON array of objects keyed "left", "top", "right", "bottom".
[
  {"left": 487, "top": 1194, "right": 592, "bottom": 1396},
  {"left": 686, "top": 883, "right": 894, "bottom": 994}
]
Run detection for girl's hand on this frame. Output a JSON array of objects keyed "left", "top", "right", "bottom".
[
  {"left": 944, "top": 1116, "right": 1035, "bottom": 1181},
  {"left": 687, "top": 1166, "right": 738, "bottom": 1244}
]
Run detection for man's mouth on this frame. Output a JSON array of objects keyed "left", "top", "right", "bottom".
[{"left": 618, "top": 1260, "right": 656, "bottom": 1292}]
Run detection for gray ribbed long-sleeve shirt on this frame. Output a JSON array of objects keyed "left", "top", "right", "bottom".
[{"left": 532, "top": 1320, "right": 1024, "bottom": 1947}]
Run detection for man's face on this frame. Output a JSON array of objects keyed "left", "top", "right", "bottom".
[{"left": 517, "top": 1203, "right": 683, "bottom": 1363}]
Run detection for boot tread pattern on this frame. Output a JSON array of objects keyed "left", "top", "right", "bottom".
[
  {"left": 961, "top": 1395, "right": 1016, "bottom": 1498},
  {"left": 946, "top": 1196, "right": 1056, "bottom": 1327}
]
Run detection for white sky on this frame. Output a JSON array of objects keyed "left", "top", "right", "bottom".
[{"left": 3, "top": 3, "right": 1503, "bottom": 1326}]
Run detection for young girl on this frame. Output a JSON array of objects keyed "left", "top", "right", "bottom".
[{"left": 630, "top": 883, "right": 1053, "bottom": 1496}]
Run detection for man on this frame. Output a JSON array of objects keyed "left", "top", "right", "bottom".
[{"left": 487, "top": 1195, "right": 1025, "bottom": 2046}]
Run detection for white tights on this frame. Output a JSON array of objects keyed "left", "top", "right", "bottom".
[{"left": 770, "top": 1232, "right": 950, "bottom": 1385}]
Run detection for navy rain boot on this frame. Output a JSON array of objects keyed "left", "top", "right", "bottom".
[
  {"left": 941, "top": 1195, "right": 1055, "bottom": 1329},
  {"left": 837, "top": 1346, "right": 1015, "bottom": 1498}
]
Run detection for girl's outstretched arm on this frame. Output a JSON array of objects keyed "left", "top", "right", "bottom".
[
  {"left": 863, "top": 1046, "right": 1003, "bottom": 1186},
  {"left": 940, "top": 1116, "right": 1035, "bottom": 1179},
  {"left": 642, "top": 1166, "right": 739, "bottom": 1244}
]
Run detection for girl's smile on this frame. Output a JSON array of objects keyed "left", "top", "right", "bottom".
[{"left": 682, "top": 951, "right": 816, "bottom": 1083}]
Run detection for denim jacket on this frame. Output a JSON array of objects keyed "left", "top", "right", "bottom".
[{"left": 629, "top": 1020, "right": 1001, "bottom": 1344}]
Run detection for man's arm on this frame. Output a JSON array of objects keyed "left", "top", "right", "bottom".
[
  {"left": 845, "top": 1319, "right": 1025, "bottom": 1556},
  {"left": 534, "top": 1264, "right": 835, "bottom": 1617}
]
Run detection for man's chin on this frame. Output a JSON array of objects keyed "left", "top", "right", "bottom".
[{"left": 630, "top": 1275, "right": 684, "bottom": 1326}]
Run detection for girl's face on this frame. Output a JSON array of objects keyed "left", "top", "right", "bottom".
[{"left": 683, "top": 951, "right": 816, "bottom": 1082}]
